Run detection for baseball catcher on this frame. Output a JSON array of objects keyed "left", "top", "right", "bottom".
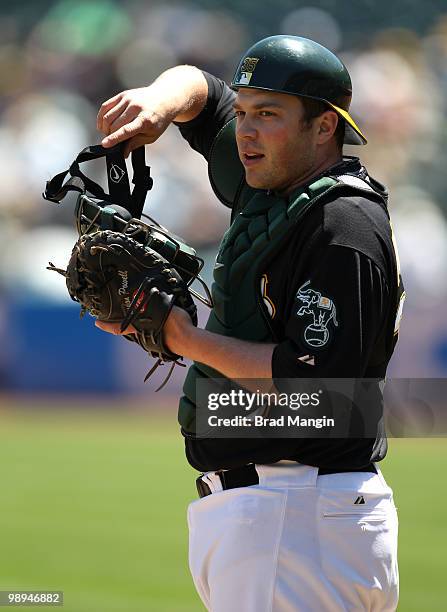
[{"left": 43, "top": 143, "right": 211, "bottom": 389}]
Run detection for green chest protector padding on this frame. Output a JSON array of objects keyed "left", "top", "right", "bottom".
[{"left": 178, "top": 119, "right": 385, "bottom": 435}]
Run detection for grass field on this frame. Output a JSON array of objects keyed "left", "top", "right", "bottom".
[{"left": 0, "top": 403, "right": 445, "bottom": 611}]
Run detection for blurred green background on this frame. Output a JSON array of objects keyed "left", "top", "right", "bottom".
[
  {"left": 0, "top": 404, "right": 202, "bottom": 612},
  {"left": 1, "top": 0, "right": 447, "bottom": 610}
]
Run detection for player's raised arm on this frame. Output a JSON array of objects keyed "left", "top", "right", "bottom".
[{"left": 97, "top": 65, "right": 208, "bottom": 155}]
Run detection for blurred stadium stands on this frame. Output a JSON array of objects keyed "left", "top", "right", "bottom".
[{"left": 1, "top": 0, "right": 447, "bottom": 394}]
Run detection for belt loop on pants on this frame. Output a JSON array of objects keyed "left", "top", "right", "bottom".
[{"left": 196, "top": 463, "right": 377, "bottom": 498}]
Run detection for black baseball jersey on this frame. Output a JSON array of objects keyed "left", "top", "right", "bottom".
[{"left": 176, "top": 72, "right": 404, "bottom": 471}]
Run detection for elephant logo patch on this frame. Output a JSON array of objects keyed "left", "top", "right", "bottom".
[{"left": 295, "top": 280, "right": 338, "bottom": 348}]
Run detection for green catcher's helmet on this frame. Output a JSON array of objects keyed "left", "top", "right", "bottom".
[{"left": 231, "top": 35, "right": 366, "bottom": 145}]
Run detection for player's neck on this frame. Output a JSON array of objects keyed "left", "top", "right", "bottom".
[{"left": 278, "top": 149, "right": 343, "bottom": 197}]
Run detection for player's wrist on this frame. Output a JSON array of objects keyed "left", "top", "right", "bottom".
[
  {"left": 153, "top": 66, "right": 207, "bottom": 123},
  {"left": 163, "top": 306, "right": 197, "bottom": 357}
]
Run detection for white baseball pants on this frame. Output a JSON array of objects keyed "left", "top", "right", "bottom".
[{"left": 187, "top": 462, "right": 398, "bottom": 612}]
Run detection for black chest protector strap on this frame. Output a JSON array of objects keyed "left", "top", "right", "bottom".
[{"left": 42, "top": 143, "right": 153, "bottom": 219}]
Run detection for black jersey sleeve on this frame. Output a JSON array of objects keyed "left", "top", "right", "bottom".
[
  {"left": 175, "top": 71, "right": 236, "bottom": 160},
  {"left": 272, "top": 244, "right": 391, "bottom": 379}
]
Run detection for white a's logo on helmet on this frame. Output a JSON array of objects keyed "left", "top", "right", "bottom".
[{"left": 236, "top": 57, "right": 259, "bottom": 85}]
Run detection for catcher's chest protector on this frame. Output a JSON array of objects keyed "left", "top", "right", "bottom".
[
  {"left": 178, "top": 119, "right": 389, "bottom": 434},
  {"left": 179, "top": 176, "right": 341, "bottom": 433}
]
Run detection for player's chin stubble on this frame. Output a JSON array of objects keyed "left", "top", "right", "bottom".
[{"left": 244, "top": 162, "right": 284, "bottom": 191}]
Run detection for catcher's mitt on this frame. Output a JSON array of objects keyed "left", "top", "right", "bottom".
[
  {"left": 43, "top": 142, "right": 212, "bottom": 390},
  {"left": 49, "top": 227, "right": 197, "bottom": 389}
]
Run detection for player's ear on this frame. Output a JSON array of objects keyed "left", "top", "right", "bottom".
[{"left": 316, "top": 111, "right": 338, "bottom": 144}]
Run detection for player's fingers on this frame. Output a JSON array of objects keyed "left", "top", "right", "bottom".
[
  {"left": 123, "top": 135, "right": 151, "bottom": 157},
  {"left": 95, "top": 321, "right": 136, "bottom": 335},
  {"left": 99, "top": 98, "right": 129, "bottom": 135},
  {"left": 101, "top": 116, "right": 144, "bottom": 148},
  {"left": 97, "top": 92, "right": 124, "bottom": 131},
  {"left": 107, "top": 106, "right": 140, "bottom": 136},
  {"left": 95, "top": 321, "right": 120, "bottom": 334}
]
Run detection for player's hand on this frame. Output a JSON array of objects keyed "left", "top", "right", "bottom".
[
  {"left": 95, "top": 320, "right": 137, "bottom": 335},
  {"left": 97, "top": 87, "right": 175, "bottom": 156},
  {"left": 95, "top": 306, "right": 195, "bottom": 356}
]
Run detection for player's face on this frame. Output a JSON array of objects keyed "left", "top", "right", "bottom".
[{"left": 234, "top": 89, "right": 321, "bottom": 194}]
